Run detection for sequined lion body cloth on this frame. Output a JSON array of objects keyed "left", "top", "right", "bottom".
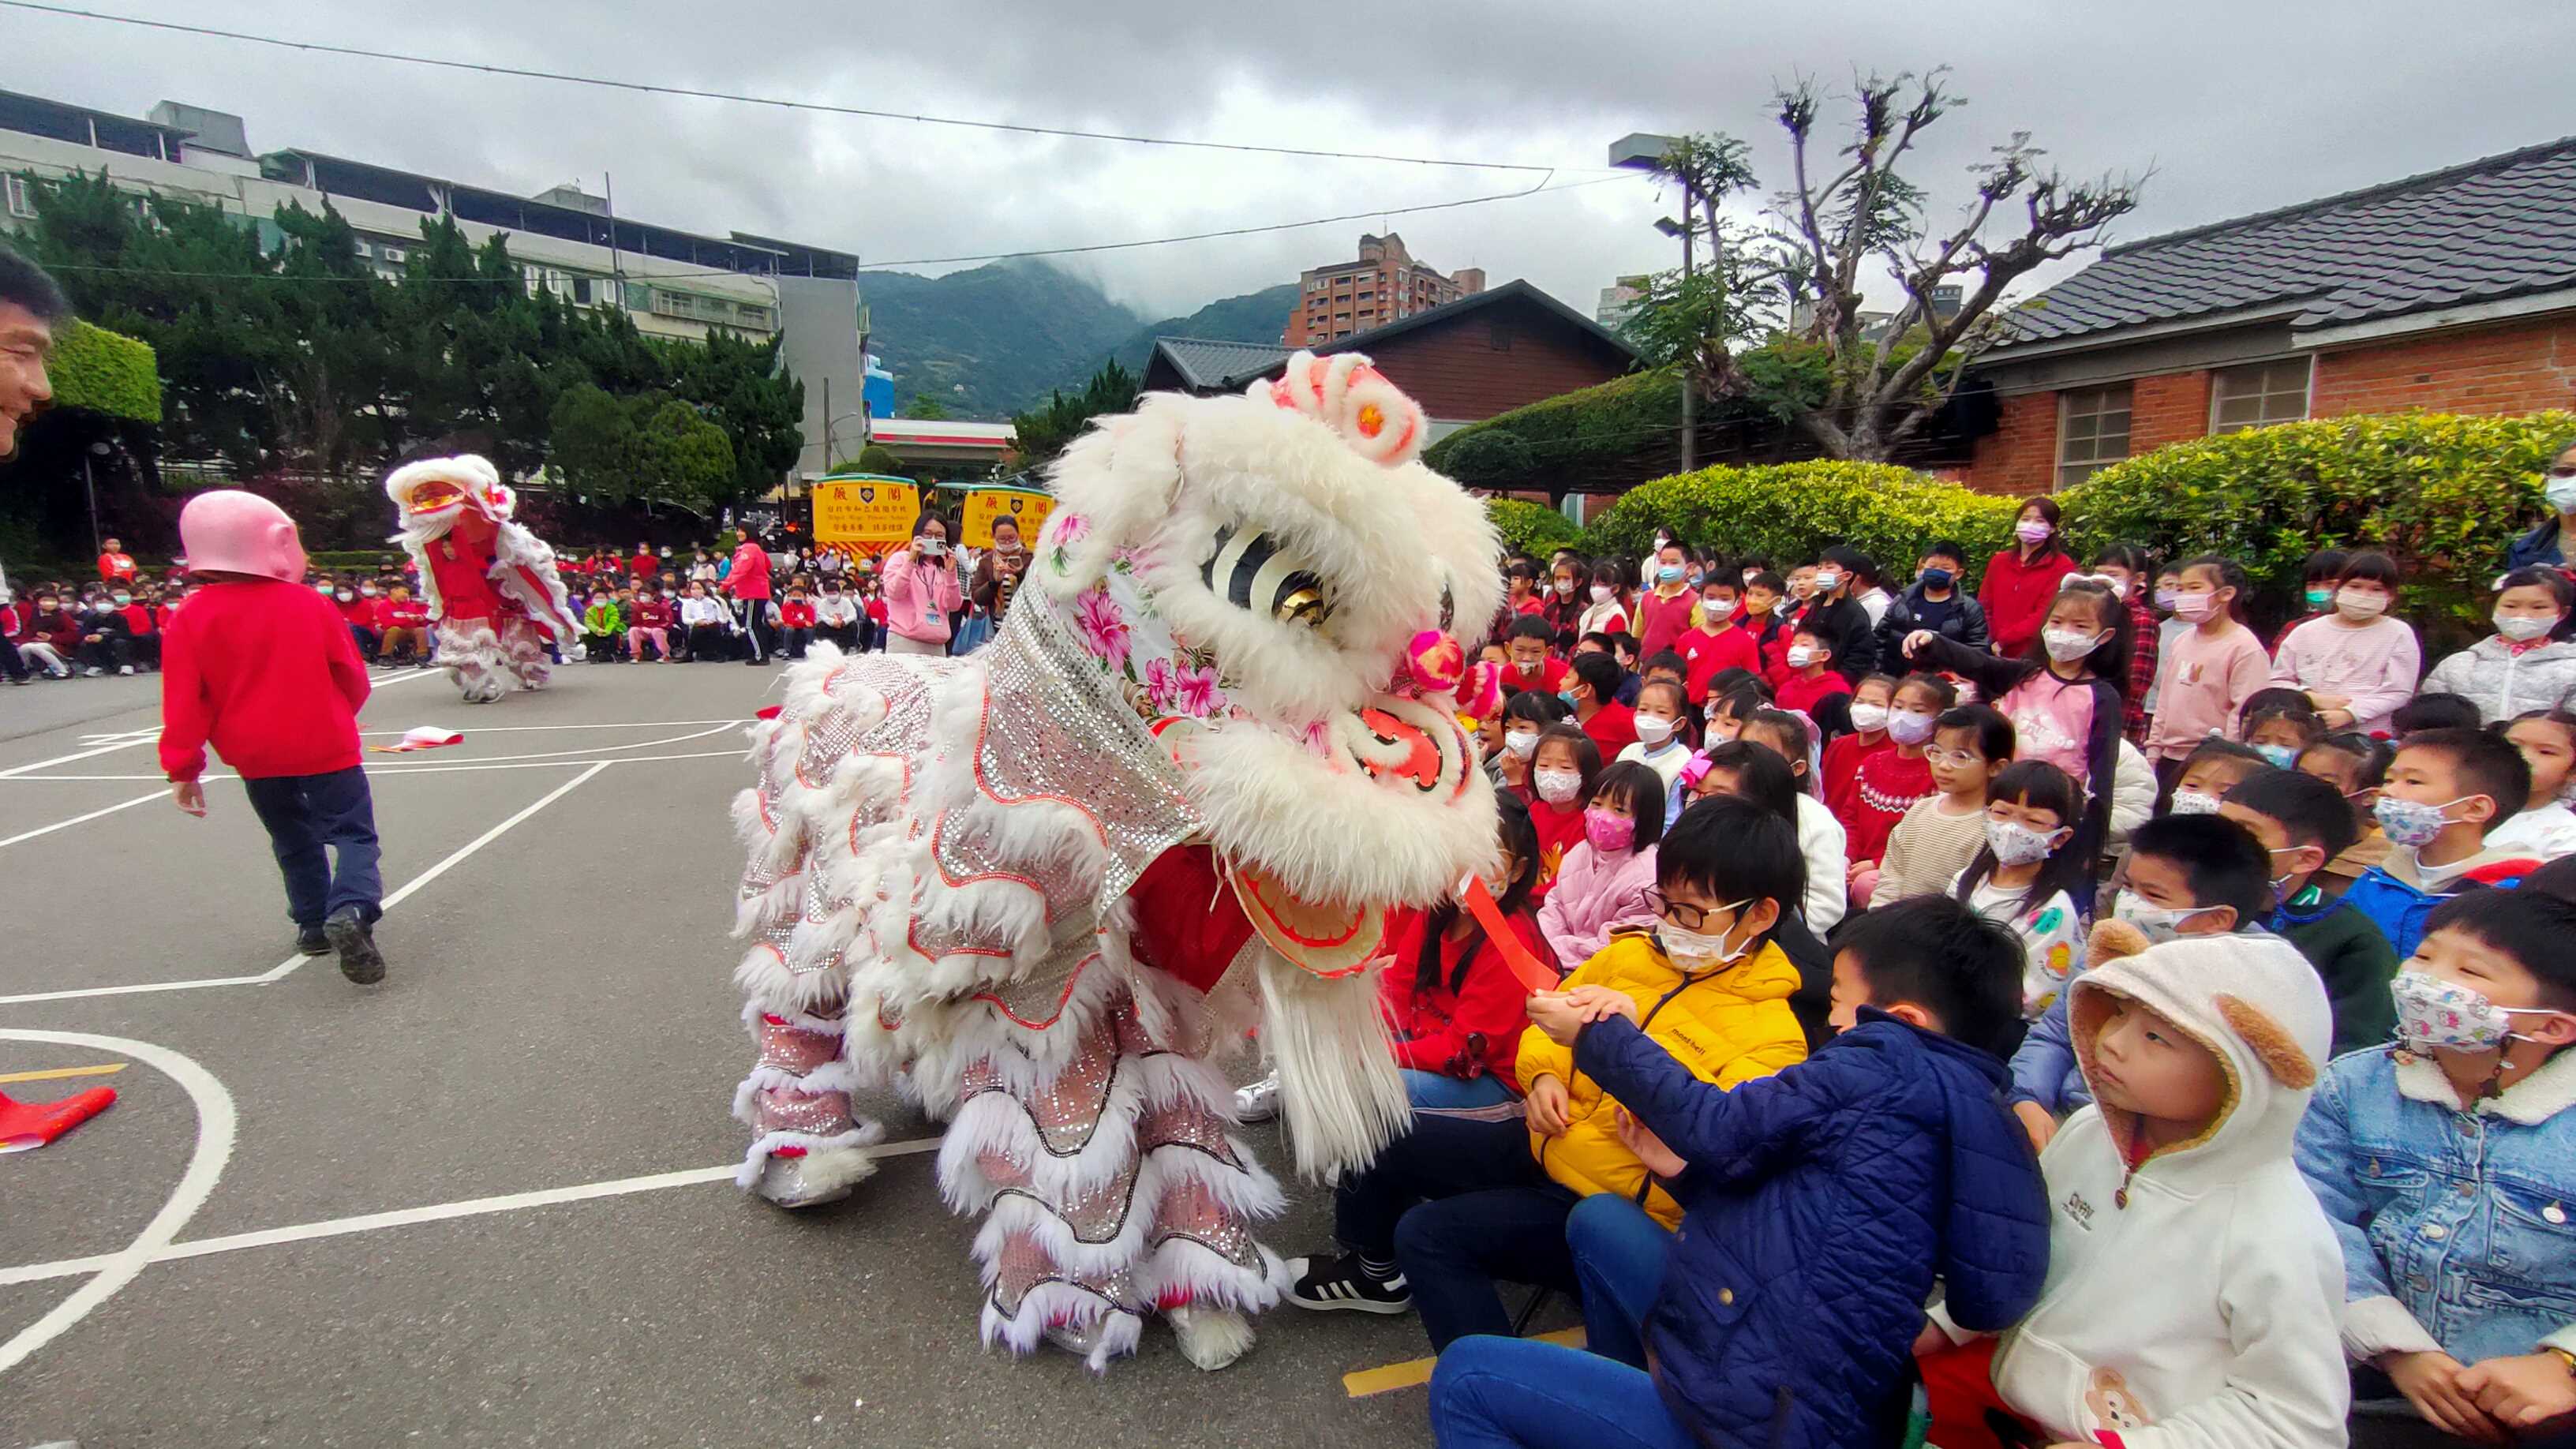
[{"left": 726, "top": 352, "right": 1508, "bottom": 1372}]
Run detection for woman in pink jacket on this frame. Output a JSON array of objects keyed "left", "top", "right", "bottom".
[
  {"left": 1533, "top": 760, "right": 1667, "bottom": 968},
  {"left": 883, "top": 511, "right": 963, "bottom": 657}
]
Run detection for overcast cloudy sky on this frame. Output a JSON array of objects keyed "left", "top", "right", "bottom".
[{"left": 14, "top": 0, "right": 2576, "bottom": 321}]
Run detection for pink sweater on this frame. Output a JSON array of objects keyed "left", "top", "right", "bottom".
[
  {"left": 2147, "top": 620, "right": 2271, "bottom": 760},
  {"left": 883, "top": 552, "right": 962, "bottom": 645},
  {"left": 1535, "top": 840, "right": 1661, "bottom": 967},
  {"left": 2268, "top": 615, "right": 2422, "bottom": 737}
]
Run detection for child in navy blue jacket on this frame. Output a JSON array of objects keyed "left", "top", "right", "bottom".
[{"left": 1431, "top": 895, "right": 2050, "bottom": 1449}]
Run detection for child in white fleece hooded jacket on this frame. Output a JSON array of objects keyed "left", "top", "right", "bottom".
[{"left": 1934, "top": 923, "right": 2351, "bottom": 1449}]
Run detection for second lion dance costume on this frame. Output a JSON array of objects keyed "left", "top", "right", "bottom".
[
  {"left": 384, "top": 455, "right": 581, "bottom": 703},
  {"left": 724, "top": 354, "right": 1507, "bottom": 1372}
]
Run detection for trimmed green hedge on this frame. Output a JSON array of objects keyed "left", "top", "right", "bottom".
[
  {"left": 2058, "top": 410, "right": 2576, "bottom": 634},
  {"left": 48, "top": 320, "right": 162, "bottom": 423},
  {"left": 1427, "top": 369, "right": 1705, "bottom": 492},
  {"left": 1485, "top": 498, "right": 1583, "bottom": 557},
  {"left": 1586, "top": 461, "right": 2024, "bottom": 589}
]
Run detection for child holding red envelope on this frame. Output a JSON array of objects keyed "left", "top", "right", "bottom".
[{"left": 1376, "top": 792, "right": 1557, "bottom": 1110}]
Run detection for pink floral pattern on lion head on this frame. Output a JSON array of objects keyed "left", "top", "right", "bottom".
[{"left": 1031, "top": 350, "right": 1508, "bottom": 910}]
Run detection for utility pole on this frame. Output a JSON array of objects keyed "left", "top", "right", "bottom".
[
  {"left": 1678, "top": 221, "right": 1696, "bottom": 473},
  {"left": 604, "top": 170, "right": 623, "bottom": 309},
  {"left": 822, "top": 375, "right": 833, "bottom": 475}
]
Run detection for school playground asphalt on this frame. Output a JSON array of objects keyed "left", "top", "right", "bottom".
[{"left": 0, "top": 659, "right": 1530, "bottom": 1449}]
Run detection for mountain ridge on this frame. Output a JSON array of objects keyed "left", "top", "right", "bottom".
[{"left": 856, "top": 260, "right": 1294, "bottom": 419}]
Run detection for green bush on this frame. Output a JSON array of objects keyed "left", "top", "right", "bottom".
[
  {"left": 47, "top": 320, "right": 162, "bottom": 423},
  {"left": 1586, "top": 461, "right": 2023, "bottom": 589},
  {"left": 2058, "top": 410, "right": 2576, "bottom": 637},
  {"left": 1425, "top": 369, "right": 1711, "bottom": 493},
  {"left": 1485, "top": 498, "right": 1583, "bottom": 558}
]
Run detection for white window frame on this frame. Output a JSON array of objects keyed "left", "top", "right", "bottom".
[
  {"left": 2208, "top": 357, "right": 2313, "bottom": 434},
  {"left": 2055, "top": 383, "right": 2135, "bottom": 490},
  {"left": 5, "top": 175, "right": 37, "bottom": 220}
]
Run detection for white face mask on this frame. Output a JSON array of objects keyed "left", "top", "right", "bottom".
[
  {"left": 1983, "top": 818, "right": 2061, "bottom": 866},
  {"left": 1848, "top": 703, "right": 1890, "bottom": 732},
  {"left": 1887, "top": 710, "right": 1937, "bottom": 745},
  {"left": 1702, "top": 597, "right": 1735, "bottom": 620},
  {"left": 2113, "top": 892, "right": 2216, "bottom": 945},
  {"left": 1634, "top": 714, "right": 1677, "bottom": 747},
  {"left": 2169, "top": 788, "right": 2223, "bottom": 816},
  {"left": 1533, "top": 768, "right": 1582, "bottom": 804},
  {"left": 2334, "top": 589, "right": 2389, "bottom": 620},
  {"left": 2548, "top": 475, "right": 2576, "bottom": 514},
  {"left": 1811, "top": 569, "right": 1842, "bottom": 593},
  {"left": 1553, "top": 579, "right": 1576, "bottom": 596},
  {"left": 2496, "top": 612, "right": 2557, "bottom": 642},
  {"left": 1784, "top": 645, "right": 1816, "bottom": 668},
  {"left": 1503, "top": 728, "right": 1540, "bottom": 758},
  {"left": 2042, "top": 627, "right": 2102, "bottom": 662},
  {"left": 1588, "top": 585, "right": 1615, "bottom": 605},
  {"left": 1659, "top": 899, "right": 1754, "bottom": 971}
]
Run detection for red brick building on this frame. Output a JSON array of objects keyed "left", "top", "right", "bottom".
[
  {"left": 1143, "top": 280, "right": 1638, "bottom": 440},
  {"left": 1283, "top": 232, "right": 1487, "bottom": 348},
  {"left": 1958, "top": 137, "right": 2576, "bottom": 495}
]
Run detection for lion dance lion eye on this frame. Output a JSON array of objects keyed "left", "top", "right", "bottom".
[{"left": 1205, "top": 525, "right": 1332, "bottom": 631}]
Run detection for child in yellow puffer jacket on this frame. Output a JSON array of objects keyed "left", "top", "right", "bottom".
[
  {"left": 1514, "top": 897, "right": 1807, "bottom": 1228},
  {"left": 1282, "top": 795, "right": 1810, "bottom": 1350}
]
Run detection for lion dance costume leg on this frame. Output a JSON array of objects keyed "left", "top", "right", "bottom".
[
  {"left": 385, "top": 456, "right": 581, "bottom": 704},
  {"left": 727, "top": 353, "right": 1509, "bottom": 1372}
]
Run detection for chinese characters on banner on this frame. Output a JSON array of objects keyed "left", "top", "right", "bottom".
[
  {"left": 810, "top": 477, "right": 921, "bottom": 559},
  {"left": 960, "top": 486, "right": 1055, "bottom": 549}
]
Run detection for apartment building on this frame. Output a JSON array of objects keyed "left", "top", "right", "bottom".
[
  {"left": 0, "top": 88, "right": 869, "bottom": 477},
  {"left": 1283, "top": 232, "right": 1485, "bottom": 347}
]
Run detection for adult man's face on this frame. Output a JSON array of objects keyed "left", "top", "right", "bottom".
[{"left": 0, "top": 298, "right": 57, "bottom": 456}]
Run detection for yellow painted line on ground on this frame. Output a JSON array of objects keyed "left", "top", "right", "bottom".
[
  {"left": 1342, "top": 1327, "right": 1587, "bottom": 1398},
  {"left": 0, "top": 1062, "right": 127, "bottom": 1086}
]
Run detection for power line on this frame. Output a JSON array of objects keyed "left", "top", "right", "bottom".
[
  {"left": 3, "top": 1, "right": 1611, "bottom": 176},
  {"left": 33, "top": 174, "right": 1632, "bottom": 285}
]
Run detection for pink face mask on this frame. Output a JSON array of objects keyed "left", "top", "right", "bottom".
[{"left": 1584, "top": 807, "right": 1638, "bottom": 853}]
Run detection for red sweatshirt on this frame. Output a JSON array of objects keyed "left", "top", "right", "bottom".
[
  {"left": 1776, "top": 668, "right": 1854, "bottom": 718},
  {"left": 1978, "top": 545, "right": 2077, "bottom": 659},
  {"left": 381, "top": 598, "right": 430, "bottom": 629},
  {"left": 630, "top": 597, "right": 673, "bottom": 630},
  {"left": 1679, "top": 624, "right": 1761, "bottom": 703},
  {"left": 1632, "top": 587, "right": 1698, "bottom": 661},
  {"left": 1530, "top": 796, "right": 1589, "bottom": 903},
  {"left": 159, "top": 579, "right": 371, "bottom": 783},
  {"left": 118, "top": 602, "right": 159, "bottom": 637},
  {"left": 336, "top": 595, "right": 381, "bottom": 630},
  {"left": 1376, "top": 905, "right": 1555, "bottom": 1091},
  {"left": 778, "top": 600, "right": 817, "bottom": 629}
]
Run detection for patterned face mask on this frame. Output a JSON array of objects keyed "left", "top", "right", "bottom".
[
  {"left": 2376, "top": 794, "right": 2474, "bottom": 850},
  {"left": 2391, "top": 969, "right": 2569, "bottom": 1052}
]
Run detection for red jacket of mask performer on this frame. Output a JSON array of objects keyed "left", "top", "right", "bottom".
[{"left": 423, "top": 509, "right": 517, "bottom": 628}]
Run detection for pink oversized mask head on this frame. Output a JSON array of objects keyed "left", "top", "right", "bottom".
[{"left": 178, "top": 489, "right": 306, "bottom": 583}]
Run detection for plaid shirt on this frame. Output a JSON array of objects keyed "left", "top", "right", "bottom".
[{"left": 2124, "top": 594, "right": 2158, "bottom": 743}]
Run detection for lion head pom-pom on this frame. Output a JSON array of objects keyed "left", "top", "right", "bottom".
[
  {"left": 1407, "top": 628, "right": 1468, "bottom": 695},
  {"left": 1254, "top": 351, "right": 1426, "bottom": 467}
]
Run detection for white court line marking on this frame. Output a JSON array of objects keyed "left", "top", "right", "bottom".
[
  {"left": 0, "top": 747, "right": 743, "bottom": 782},
  {"left": 0, "top": 760, "right": 614, "bottom": 1006},
  {"left": 0, "top": 667, "right": 444, "bottom": 777},
  {"left": 354, "top": 719, "right": 748, "bottom": 735},
  {"left": 0, "top": 1028, "right": 236, "bottom": 1378},
  {"left": 0, "top": 787, "right": 169, "bottom": 849},
  {"left": 0, "top": 1136, "right": 944, "bottom": 1289}
]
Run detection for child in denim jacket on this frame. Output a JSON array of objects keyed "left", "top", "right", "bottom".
[{"left": 2295, "top": 878, "right": 2576, "bottom": 1443}]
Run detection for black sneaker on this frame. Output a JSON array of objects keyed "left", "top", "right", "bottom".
[
  {"left": 1285, "top": 1253, "right": 1411, "bottom": 1315},
  {"left": 296, "top": 925, "right": 330, "bottom": 956},
  {"left": 324, "top": 905, "right": 386, "bottom": 985}
]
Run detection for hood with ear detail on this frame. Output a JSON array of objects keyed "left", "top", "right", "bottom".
[{"left": 2069, "top": 923, "right": 2331, "bottom": 1186}]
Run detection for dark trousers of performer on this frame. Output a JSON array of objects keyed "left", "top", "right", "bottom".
[
  {"left": 0, "top": 636, "right": 28, "bottom": 682},
  {"left": 242, "top": 765, "right": 384, "bottom": 930},
  {"left": 734, "top": 601, "right": 775, "bottom": 664},
  {"left": 687, "top": 622, "right": 732, "bottom": 661},
  {"left": 1336, "top": 1113, "right": 1582, "bottom": 1351}
]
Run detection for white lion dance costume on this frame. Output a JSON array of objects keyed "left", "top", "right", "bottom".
[
  {"left": 385, "top": 455, "right": 581, "bottom": 703},
  {"left": 727, "top": 353, "right": 1507, "bottom": 1372}
]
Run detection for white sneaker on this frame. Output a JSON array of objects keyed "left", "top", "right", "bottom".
[
  {"left": 1233, "top": 1075, "right": 1280, "bottom": 1124},
  {"left": 117, "top": 665, "right": 134, "bottom": 676}
]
